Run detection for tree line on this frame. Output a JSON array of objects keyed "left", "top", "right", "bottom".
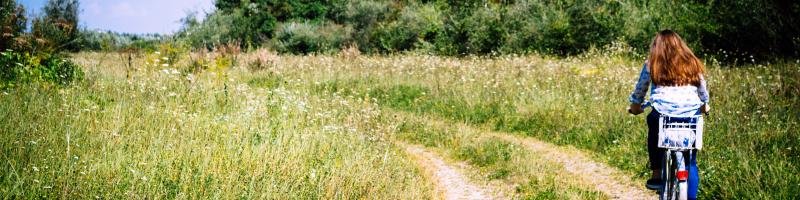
[{"left": 178, "top": 0, "right": 799, "bottom": 60}]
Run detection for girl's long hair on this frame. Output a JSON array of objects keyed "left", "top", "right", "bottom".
[{"left": 648, "top": 30, "right": 705, "bottom": 86}]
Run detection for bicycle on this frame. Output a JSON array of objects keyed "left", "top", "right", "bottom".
[{"left": 629, "top": 102, "right": 704, "bottom": 200}]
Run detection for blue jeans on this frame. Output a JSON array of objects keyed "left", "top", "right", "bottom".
[{"left": 647, "top": 110, "right": 699, "bottom": 199}]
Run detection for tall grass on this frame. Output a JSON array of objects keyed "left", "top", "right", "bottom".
[
  {"left": 2, "top": 49, "right": 796, "bottom": 199},
  {"left": 0, "top": 52, "right": 432, "bottom": 198},
  {"left": 267, "top": 50, "right": 798, "bottom": 199}
]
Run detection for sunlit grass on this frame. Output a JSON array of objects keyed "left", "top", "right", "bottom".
[
  {"left": 270, "top": 51, "right": 798, "bottom": 199},
  {"left": 0, "top": 52, "right": 432, "bottom": 198},
  {"left": 1, "top": 50, "right": 797, "bottom": 199}
]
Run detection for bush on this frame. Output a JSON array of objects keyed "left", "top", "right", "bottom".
[
  {"left": 371, "top": 3, "right": 443, "bottom": 53},
  {"left": 617, "top": 0, "right": 716, "bottom": 54},
  {"left": 0, "top": 49, "right": 83, "bottom": 88},
  {"left": 461, "top": 5, "right": 503, "bottom": 54},
  {"left": 187, "top": 0, "right": 799, "bottom": 58},
  {"left": 273, "top": 21, "right": 351, "bottom": 54},
  {"left": 339, "top": 0, "right": 393, "bottom": 52}
]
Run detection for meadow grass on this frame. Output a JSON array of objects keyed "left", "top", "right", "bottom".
[
  {"left": 1, "top": 50, "right": 797, "bottom": 199},
  {"left": 0, "top": 52, "right": 433, "bottom": 199},
  {"left": 264, "top": 51, "right": 798, "bottom": 199}
]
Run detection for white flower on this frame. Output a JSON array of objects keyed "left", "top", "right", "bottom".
[{"left": 155, "top": 51, "right": 161, "bottom": 55}]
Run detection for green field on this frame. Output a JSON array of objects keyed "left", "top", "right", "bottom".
[{"left": 1, "top": 50, "right": 798, "bottom": 199}]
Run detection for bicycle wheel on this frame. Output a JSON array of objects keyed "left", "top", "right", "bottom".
[
  {"left": 660, "top": 151, "right": 671, "bottom": 200},
  {"left": 661, "top": 151, "right": 680, "bottom": 200}
]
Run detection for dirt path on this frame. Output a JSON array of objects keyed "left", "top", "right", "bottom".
[
  {"left": 489, "top": 133, "right": 656, "bottom": 200},
  {"left": 402, "top": 143, "right": 504, "bottom": 200}
]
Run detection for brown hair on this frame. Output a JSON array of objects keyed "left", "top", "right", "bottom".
[{"left": 647, "top": 30, "right": 705, "bottom": 86}]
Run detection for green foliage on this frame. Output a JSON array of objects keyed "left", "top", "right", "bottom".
[
  {"left": 1, "top": 1, "right": 27, "bottom": 49},
  {"left": 0, "top": 0, "right": 85, "bottom": 89},
  {"left": 178, "top": 3, "right": 277, "bottom": 50},
  {"left": 0, "top": 49, "right": 83, "bottom": 88},
  {"left": 372, "top": 3, "right": 443, "bottom": 52},
  {"left": 232, "top": 7, "right": 277, "bottom": 46},
  {"left": 273, "top": 21, "right": 351, "bottom": 54},
  {"left": 79, "top": 30, "right": 163, "bottom": 52},
  {"left": 32, "top": 0, "right": 81, "bottom": 53},
  {"left": 339, "top": 0, "right": 393, "bottom": 52},
  {"left": 460, "top": 5, "right": 503, "bottom": 54},
  {"left": 702, "top": 1, "right": 800, "bottom": 59},
  {"left": 184, "top": 0, "right": 799, "bottom": 58}
]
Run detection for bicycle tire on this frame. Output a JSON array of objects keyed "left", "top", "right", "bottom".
[{"left": 661, "top": 151, "right": 681, "bottom": 200}]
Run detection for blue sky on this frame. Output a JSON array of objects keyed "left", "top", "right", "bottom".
[{"left": 18, "top": 0, "right": 214, "bottom": 34}]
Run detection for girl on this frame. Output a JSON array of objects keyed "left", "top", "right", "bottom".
[{"left": 628, "top": 30, "right": 710, "bottom": 199}]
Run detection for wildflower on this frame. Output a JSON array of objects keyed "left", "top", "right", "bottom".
[
  {"left": 162, "top": 63, "right": 169, "bottom": 67},
  {"left": 32, "top": 166, "right": 39, "bottom": 172},
  {"left": 155, "top": 51, "right": 161, "bottom": 55}
]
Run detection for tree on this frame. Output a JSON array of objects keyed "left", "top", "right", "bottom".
[
  {"left": 215, "top": 0, "right": 242, "bottom": 13},
  {"left": 32, "top": 0, "right": 81, "bottom": 52},
  {"left": 1, "top": 1, "right": 27, "bottom": 50}
]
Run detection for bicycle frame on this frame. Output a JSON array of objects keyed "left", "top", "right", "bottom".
[
  {"left": 634, "top": 101, "right": 704, "bottom": 200},
  {"left": 658, "top": 114, "right": 703, "bottom": 200}
]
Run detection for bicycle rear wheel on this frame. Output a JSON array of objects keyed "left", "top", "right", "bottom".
[{"left": 660, "top": 151, "right": 680, "bottom": 200}]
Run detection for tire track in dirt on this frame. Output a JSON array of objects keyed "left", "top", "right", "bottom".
[
  {"left": 401, "top": 143, "right": 505, "bottom": 200},
  {"left": 392, "top": 111, "right": 654, "bottom": 199},
  {"left": 488, "top": 133, "right": 656, "bottom": 200}
]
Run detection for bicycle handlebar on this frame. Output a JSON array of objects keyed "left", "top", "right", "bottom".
[{"left": 627, "top": 101, "right": 651, "bottom": 115}]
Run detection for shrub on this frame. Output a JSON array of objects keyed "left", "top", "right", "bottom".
[
  {"left": 371, "top": 3, "right": 444, "bottom": 53},
  {"left": 31, "top": 0, "right": 81, "bottom": 52},
  {"left": 273, "top": 21, "right": 351, "bottom": 54},
  {"left": 189, "top": 0, "right": 800, "bottom": 58},
  {"left": 339, "top": 0, "right": 393, "bottom": 52},
  {"left": 0, "top": 49, "right": 83, "bottom": 88},
  {"left": 617, "top": 0, "right": 716, "bottom": 54}
]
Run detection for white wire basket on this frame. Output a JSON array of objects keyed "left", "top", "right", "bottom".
[{"left": 657, "top": 115, "right": 704, "bottom": 150}]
